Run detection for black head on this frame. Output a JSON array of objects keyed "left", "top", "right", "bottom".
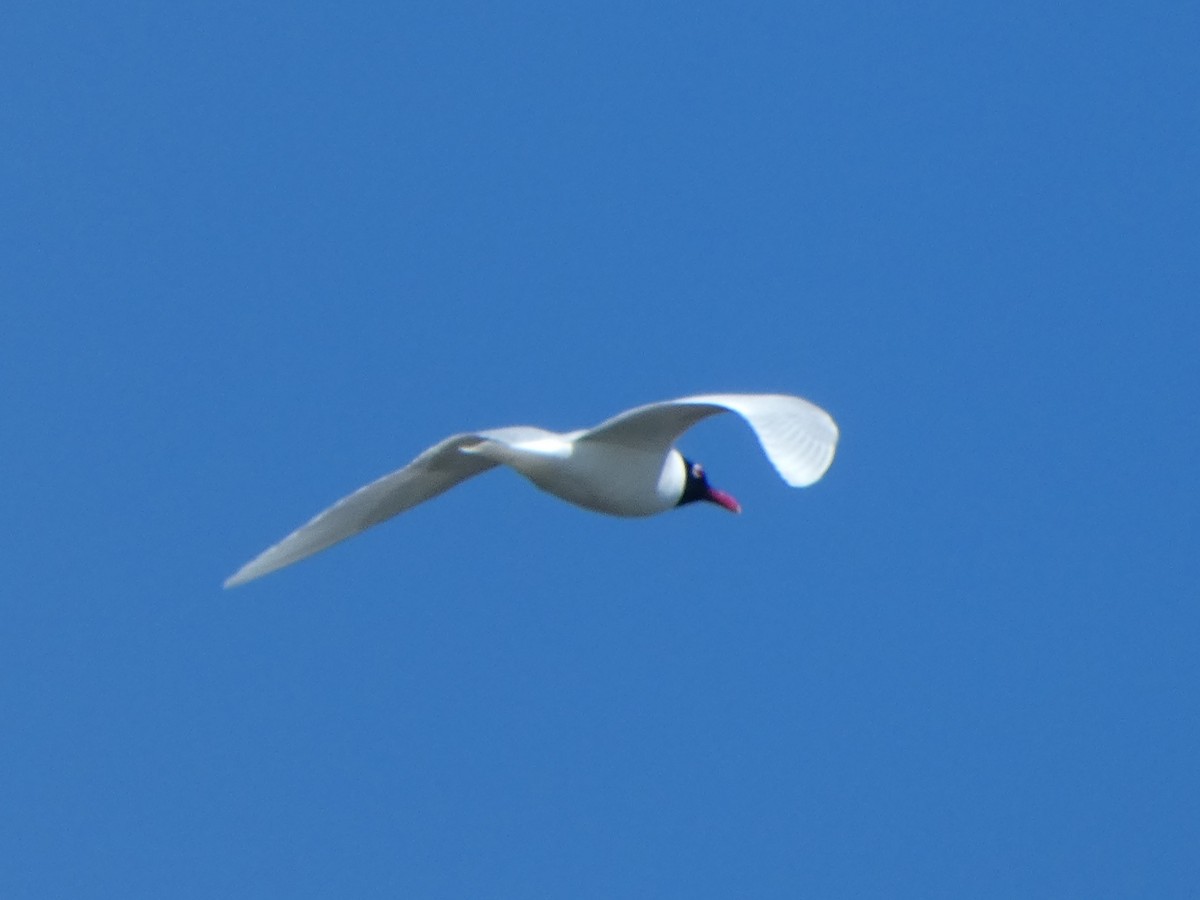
[{"left": 677, "top": 457, "right": 742, "bottom": 513}]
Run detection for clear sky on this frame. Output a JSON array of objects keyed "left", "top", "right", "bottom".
[{"left": 3, "top": 2, "right": 1197, "bottom": 897}]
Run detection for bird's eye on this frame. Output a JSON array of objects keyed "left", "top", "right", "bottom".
[{"left": 692, "top": 463, "right": 704, "bottom": 477}]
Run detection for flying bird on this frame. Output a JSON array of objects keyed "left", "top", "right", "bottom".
[{"left": 224, "top": 392, "right": 838, "bottom": 587}]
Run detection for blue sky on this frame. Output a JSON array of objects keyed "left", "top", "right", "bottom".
[{"left": 3, "top": 2, "right": 1197, "bottom": 896}]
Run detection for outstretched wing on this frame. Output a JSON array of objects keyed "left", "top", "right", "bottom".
[
  {"left": 579, "top": 393, "right": 839, "bottom": 488},
  {"left": 224, "top": 433, "right": 497, "bottom": 587}
]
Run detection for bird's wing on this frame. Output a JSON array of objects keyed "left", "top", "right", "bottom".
[
  {"left": 224, "top": 433, "right": 498, "bottom": 587},
  {"left": 578, "top": 393, "right": 839, "bottom": 487}
]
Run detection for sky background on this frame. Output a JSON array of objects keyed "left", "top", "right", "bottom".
[{"left": 3, "top": 2, "right": 1198, "bottom": 897}]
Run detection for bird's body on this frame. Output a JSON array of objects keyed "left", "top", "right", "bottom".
[
  {"left": 462, "top": 432, "right": 688, "bottom": 517},
  {"left": 224, "top": 392, "right": 838, "bottom": 587}
]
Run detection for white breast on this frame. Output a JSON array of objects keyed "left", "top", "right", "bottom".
[{"left": 478, "top": 438, "right": 687, "bottom": 517}]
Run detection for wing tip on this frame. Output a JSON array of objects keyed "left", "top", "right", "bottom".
[
  {"left": 780, "top": 454, "right": 836, "bottom": 488},
  {"left": 222, "top": 567, "right": 254, "bottom": 589},
  {"left": 223, "top": 554, "right": 278, "bottom": 588}
]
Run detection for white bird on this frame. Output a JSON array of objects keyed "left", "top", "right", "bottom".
[{"left": 224, "top": 392, "right": 838, "bottom": 587}]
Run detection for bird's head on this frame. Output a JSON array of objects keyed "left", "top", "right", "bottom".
[{"left": 677, "top": 458, "right": 742, "bottom": 514}]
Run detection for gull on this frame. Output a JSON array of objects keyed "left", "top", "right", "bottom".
[{"left": 224, "top": 392, "right": 838, "bottom": 587}]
